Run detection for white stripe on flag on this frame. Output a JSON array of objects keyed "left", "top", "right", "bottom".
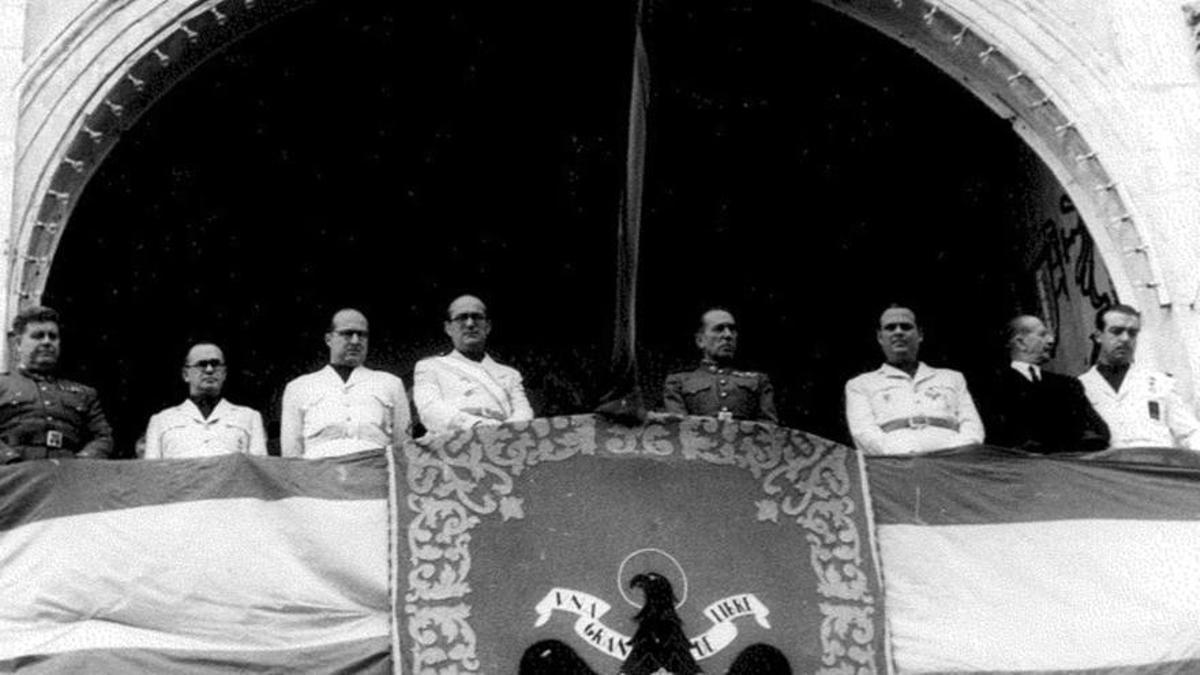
[
  {"left": 0, "top": 496, "right": 389, "bottom": 659},
  {"left": 879, "top": 520, "right": 1200, "bottom": 673}
]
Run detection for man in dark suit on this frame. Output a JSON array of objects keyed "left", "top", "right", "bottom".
[{"left": 981, "top": 315, "right": 1109, "bottom": 453}]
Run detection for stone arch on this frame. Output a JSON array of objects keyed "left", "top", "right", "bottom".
[
  {"left": 10, "top": 0, "right": 1188, "bottom": 379},
  {"left": 10, "top": 0, "right": 312, "bottom": 324},
  {"left": 808, "top": 0, "right": 1184, "bottom": 377}
]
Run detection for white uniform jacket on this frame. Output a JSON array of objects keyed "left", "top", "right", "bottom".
[
  {"left": 1078, "top": 365, "right": 1200, "bottom": 450},
  {"left": 413, "top": 351, "right": 534, "bottom": 435},
  {"left": 280, "top": 365, "right": 411, "bottom": 458},
  {"left": 144, "top": 398, "right": 267, "bottom": 459},
  {"left": 845, "top": 362, "right": 985, "bottom": 455}
]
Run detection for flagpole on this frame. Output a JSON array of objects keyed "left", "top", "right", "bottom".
[{"left": 597, "top": 0, "right": 650, "bottom": 422}]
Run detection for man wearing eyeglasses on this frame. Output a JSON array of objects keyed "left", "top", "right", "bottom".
[
  {"left": 413, "top": 295, "right": 533, "bottom": 435},
  {"left": 280, "top": 308, "right": 410, "bottom": 458},
  {"left": 0, "top": 305, "right": 112, "bottom": 463},
  {"left": 143, "top": 343, "right": 267, "bottom": 459},
  {"left": 844, "top": 305, "right": 984, "bottom": 455}
]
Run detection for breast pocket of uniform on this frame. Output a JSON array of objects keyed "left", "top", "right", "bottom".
[
  {"left": 221, "top": 422, "right": 252, "bottom": 451},
  {"left": 456, "top": 378, "right": 481, "bottom": 402},
  {"left": 682, "top": 379, "right": 714, "bottom": 398},
  {"left": 60, "top": 392, "right": 91, "bottom": 420},
  {"left": 922, "top": 386, "right": 959, "bottom": 415},
  {"left": 868, "top": 384, "right": 909, "bottom": 417},
  {"left": 303, "top": 393, "right": 339, "bottom": 429},
  {"left": 733, "top": 378, "right": 758, "bottom": 395},
  {"left": 368, "top": 392, "right": 396, "bottom": 429},
  {"left": 0, "top": 389, "right": 34, "bottom": 424}
]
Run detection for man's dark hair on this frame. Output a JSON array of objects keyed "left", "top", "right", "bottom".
[
  {"left": 879, "top": 303, "right": 919, "bottom": 329},
  {"left": 1095, "top": 304, "right": 1140, "bottom": 332},
  {"left": 11, "top": 306, "right": 60, "bottom": 337},
  {"left": 182, "top": 342, "right": 223, "bottom": 367}
]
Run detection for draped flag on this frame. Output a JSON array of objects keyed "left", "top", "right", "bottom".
[
  {"left": 26, "top": 419, "right": 1200, "bottom": 674},
  {"left": 868, "top": 445, "right": 1200, "bottom": 675},
  {"left": 399, "top": 414, "right": 887, "bottom": 674},
  {"left": 0, "top": 452, "right": 392, "bottom": 673}
]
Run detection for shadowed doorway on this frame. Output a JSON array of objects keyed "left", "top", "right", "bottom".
[{"left": 47, "top": 0, "right": 1102, "bottom": 453}]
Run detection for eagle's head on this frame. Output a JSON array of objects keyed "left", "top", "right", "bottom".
[{"left": 630, "top": 572, "right": 678, "bottom": 611}]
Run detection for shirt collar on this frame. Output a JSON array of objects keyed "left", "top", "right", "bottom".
[
  {"left": 1010, "top": 360, "right": 1040, "bottom": 381},
  {"left": 450, "top": 350, "right": 492, "bottom": 367},
  {"left": 322, "top": 363, "right": 365, "bottom": 384},
  {"left": 878, "top": 361, "right": 929, "bottom": 380},
  {"left": 182, "top": 397, "right": 229, "bottom": 421}
]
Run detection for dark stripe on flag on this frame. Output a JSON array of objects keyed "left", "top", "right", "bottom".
[
  {"left": 868, "top": 445, "right": 1200, "bottom": 525},
  {"left": 0, "top": 450, "right": 388, "bottom": 532},
  {"left": 0, "top": 637, "right": 392, "bottom": 674}
]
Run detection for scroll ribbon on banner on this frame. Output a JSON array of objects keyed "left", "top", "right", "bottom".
[{"left": 534, "top": 588, "right": 770, "bottom": 662}]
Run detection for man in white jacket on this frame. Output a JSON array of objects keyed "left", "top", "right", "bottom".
[
  {"left": 1078, "top": 304, "right": 1200, "bottom": 450},
  {"left": 144, "top": 343, "right": 267, "bottom": 459},
  {"left": 280, "top": 309, "right": 410, "bottom": 458},
  {"left": 413, "top": 295, "right": 534, "bottom": 436},
  {"left": 844, "top": 305, "right": 984, "bottom": 455}
]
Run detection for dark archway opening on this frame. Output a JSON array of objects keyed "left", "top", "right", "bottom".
[{"left": 51, "top": 0, "right": 1063, "bottom": 455}]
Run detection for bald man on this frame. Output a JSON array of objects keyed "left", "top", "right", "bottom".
[
  {"left": 663, "top": 308, "right": 777, "bottom": 423},
  {"left": 413, "top": 295, "right": 533, "bottom": 435},
  {"left": 845, "top": 306, "right": 984, "bottom": 454},
  {"left": 979, "top": 315, "right": 1109, "bottom": 453},
  {"left": 280, "top": 308, "right": 410, "bottom": 458}
]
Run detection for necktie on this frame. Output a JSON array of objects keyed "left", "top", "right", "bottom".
[{"left": 1030, "top": 367, "right": 1041, "bottom": 384}]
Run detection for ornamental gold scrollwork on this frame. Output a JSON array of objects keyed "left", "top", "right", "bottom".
[
  {"left": 816, "top": 602, "right": 878, "bottom": 675},
  {"left": 402, "top": 415, "right": 880, "bottom": 673},
  {"left": 404, "top": 415, "right": 599, "bottom": 673}
]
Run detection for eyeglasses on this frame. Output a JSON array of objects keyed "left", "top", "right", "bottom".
[
  {"left": 449, "top": 313, "right": 488, "bottom": 324},
  {"left": 186, "top": 360, "right": 226, "bottom": 371}
]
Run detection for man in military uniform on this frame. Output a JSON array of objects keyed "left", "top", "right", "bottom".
[
  {"left": 844, "top": 305, "right": 983, "bottom": 454},
  {"left": 0, "top": 306, "right": 112, "bottom": 463},
  {"left": 1078, "top": 304, "right": 1200, "bottom": 450},
  {"left": 662, "top": 308, "right": 777, "bottom": 423}
]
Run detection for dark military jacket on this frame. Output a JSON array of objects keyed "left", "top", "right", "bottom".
[
  {"left": 0, "top": 369, "right": 113, "bottom": 462},
  {"left": 663, "top": 362, "right": 778, "bottom": 423}
]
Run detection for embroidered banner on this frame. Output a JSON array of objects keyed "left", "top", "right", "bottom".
[
  {"left": 398, "top": 413, "right": 886, "bottom": 674},
  {"left": 533, "top": 588, "right": 770, "bottom": 661}
]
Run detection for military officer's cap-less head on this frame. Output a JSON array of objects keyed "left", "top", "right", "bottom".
[
  {"left": 1094, "top": 304, "right": 1141, "bottom": 368},
  {"left": 12, "top": 306, "right": 61, "bottom": 374},
  {"left": 877, "top": 306, "right": 922, "bottom": 368},
  {"left": 327, "top": 309, "right": 369, "bottom": 368},
  {"left": 696, "top": 309, "right": 738, "bottom": 364},
  {"left": 445, "top": 295, "right": 490, "bottom": 359},
  {"left": 1008, "top": 315, "right": 1055, "bottom": 366},
  {"left": 182, "top": 343, "right": 227, "bottom": 399}
]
